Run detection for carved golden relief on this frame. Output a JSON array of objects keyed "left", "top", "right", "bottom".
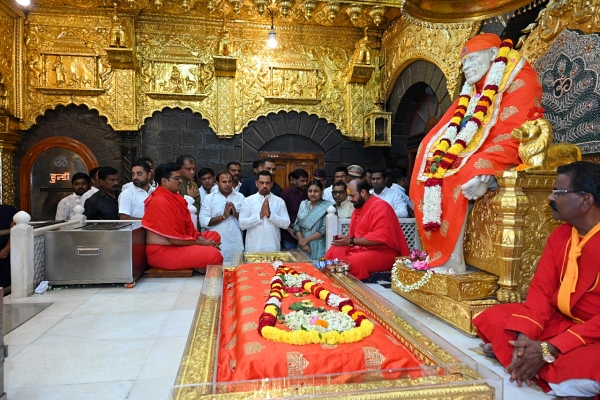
[
  {"left": 0, "top": 1, "right": 24, "bottom": 119},
  {"left": 381, "top": 18, "right": 481, "bottom": 102},
  {"left": 520, "top": 0, "right": 600, "bottom": 65}
]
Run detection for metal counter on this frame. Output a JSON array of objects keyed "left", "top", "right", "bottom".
[{"left": 44, "top": 222, "right": 147, "bottom": 285}]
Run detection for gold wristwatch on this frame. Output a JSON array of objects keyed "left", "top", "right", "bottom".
[{"left": 540, "top": 342, "right": 556, "bottom": 363}]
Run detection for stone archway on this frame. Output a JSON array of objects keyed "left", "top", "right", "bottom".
[{"left": 385, "top": 60, "right": 453, "bottom": 172}]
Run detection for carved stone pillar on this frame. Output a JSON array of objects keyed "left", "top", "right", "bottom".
[
  {"left": 0, "top": 116, "right": 24, "bottom": 206},
  {"left": 119, "top": 131, "right": 138, "bottom": 185},
  {"left": 491, "top": 170, "right": 530, "bottom": 303}
]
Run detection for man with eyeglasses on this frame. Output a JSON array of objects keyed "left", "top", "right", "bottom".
[
  {"left": 142, "top": 163, "right": 223, "bottom": 271},
  {"left": 474, "top": 161, "right": 600, "bottom": 399},
  {"left": 323, "top": 167, "right": 349, "bottom": 202},
  {"left": 331, "top": 181, "right": 353, "bottom": 219}
]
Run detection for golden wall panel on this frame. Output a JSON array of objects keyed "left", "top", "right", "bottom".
[
  {"left": 520, "top": 0, "right": 600, "bottom": 65},
  {"left": 380, "top": 18, "right": 480, "bottom": 102},
  {"left": 0, "top": 1, "right": 24, "bottom": 119}
]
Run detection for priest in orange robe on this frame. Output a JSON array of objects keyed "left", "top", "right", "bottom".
[
  {"left": 474, "top": 162, "right": 600, "bottom": 399},
  {"left": 410, "top": 33, "right": 542, "bottom": 270},
  {"left": 142, "top": 163, "right": 223, "bottom": 270},
  {"left": 325, "top": 179, "right": 409, "bottom": 280}
]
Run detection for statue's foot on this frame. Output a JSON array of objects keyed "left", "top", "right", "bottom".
[
  {"left": 460, "top": 175, "right": 497, "bottom": 200},
  {"left": 480, "top": 343, "right": 496, "bottom": 359},
  {"left": 432, "top": 251, "right": 466, "bottom": 273}
]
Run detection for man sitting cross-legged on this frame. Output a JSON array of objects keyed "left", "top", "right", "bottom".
[
  {"left": 473, "top": 161, "right": 600, "bottom": 399},
  {"left": 142, "top": 163, "right": 223, "bottom": 271},
  {"left": 325, "top": 179, "right": 409, "bottom": 280}
]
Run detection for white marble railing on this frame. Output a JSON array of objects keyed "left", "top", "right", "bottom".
[
  {"left": 325, "top": 206, "right": 421, "bottom": 252},
  {"left": 10, "top": 206, "right": 86, "bottom": 298}
]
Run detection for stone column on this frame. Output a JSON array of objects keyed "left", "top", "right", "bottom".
[
  {"left": 0, "top": 115, "right": 24, "bottom": 206},
  {"left": 119, "top": 130, "right": 138, "bottom": 185}
]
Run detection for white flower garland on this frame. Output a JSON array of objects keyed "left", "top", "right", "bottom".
[
  {"left": 391, "top": 264, "right": 433, "bottom": 293},
  {"left": 326, "top": 293, "right": 348, "bottom": 308},
  {"left": 284, "top": 310, "right": 355, "bottom": 333},
  {"left": 282, "top": 273, "right": 323, "bottom": 288},
  {"left": 422, "top": 184, "right": 443, "bottom": 228}
]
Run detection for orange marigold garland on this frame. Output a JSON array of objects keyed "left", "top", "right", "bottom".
[{"left": 258, "top": 265, "right": 374, "bottom": 345}]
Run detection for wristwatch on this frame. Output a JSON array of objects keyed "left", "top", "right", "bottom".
[
  {"left": 540, "top": 342, "right": 556, "bottom": 363},
  {"left": 350, "top": 237, "right": 355, "bottom": 246}
]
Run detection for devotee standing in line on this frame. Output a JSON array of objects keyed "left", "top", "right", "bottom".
[
  {"left": 55, "top": 172, "right": 90, "bottom": 220},
  {"left": 323, "top": 167, "right": 349, "bottom": 202},
  {"left": 198, "top": 167, "right": 218, "bottom": 202},
  {"left": 83, "top": 166, "right": 120, "bottom": 220},
  {"left": 176, "top": 155, "right": 200, "bottom": 211},
  {"left": 410, "top": 33, "right": 542, "bottom": 271},
  {"left": 280, "top": 169, "right": 309, "bottom": 249},
  {"left": 347, "top": 165, "right": 363, "bottom": 182},
  {"left": 389, "top": 169, "right": 414, "bottom": 218},
  {"left": 240, "top": 158, "right": 283, "bottom": 197},
  {"left": 0, "top": 204, "right": 18, "bottom": 289},
  {"left": 473, "top": 161, "right": 600, "bottom": 399},
  {"left": 199, "top": 170, "right": 244, "bottom": 263},
  {"left": 80, "top": 166, "right": 101, "bottom": 204},
  {"left": 227, "top": 161, "right": 243, "bottom": 192},
  {"left": 294, "top": 180, "right": 333, "bottom": 260},
  {"left": 370, "top": 169, "right": 408, "bottom": 218},
  {"left": 313, "top": 169, "right": 327, "bottom": 189},
  {"left": 122, "top": 157, "right": 155, "bottom": 191},
  {"left": 361, "top": 169, "right": 372, "bottom": 186},
  {"left": 142, "top": 163, "right": 222, "bottom": 270},
  {"left": 325, "top": 179, "right": 409, "bottom": 280},
  {"left": 119, "top": 160, "right": 154, "bottom": 220},
  {"left": 239, "top": 170, "right": 290, "bottom": 252},
  {"left": 331, "top": 181, "right": 354, "bottom": 219}
]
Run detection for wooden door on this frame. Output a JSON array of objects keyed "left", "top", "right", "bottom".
[{"left": 258, "top": 151, "right": 324, "bottom": 189}]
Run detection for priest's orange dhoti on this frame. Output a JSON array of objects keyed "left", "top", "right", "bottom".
[{"left": 217, "top": 262, "right": 421, "bottom": 382}]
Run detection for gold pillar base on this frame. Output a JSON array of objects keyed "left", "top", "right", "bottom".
[
  {"left": 394, "top": 262, "right": 499, "bottom": 301},
  {"left": 392, "top": 281, "right": 498, "bottom": 336}
]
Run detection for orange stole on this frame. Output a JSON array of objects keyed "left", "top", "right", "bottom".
[{"left": 217, "top": 263, "right": 422, "bottom": 382}]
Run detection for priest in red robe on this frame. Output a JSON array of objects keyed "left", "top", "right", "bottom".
[
  {"left": 473, "top": 162, "right": 600, "bottom": 399},
  {"left": 325, "top": 179, "right": 409, "bottom": 280},
  {"left": 142, "top": 163, "right": 223, "bottom": 270}
]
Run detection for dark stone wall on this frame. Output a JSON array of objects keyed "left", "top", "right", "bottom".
[
  {"left": 142, "top": 108, "right": 387, "bottom": 185},
  {"left": 14, "top": 105, "right": 121, "bottom": 206}
]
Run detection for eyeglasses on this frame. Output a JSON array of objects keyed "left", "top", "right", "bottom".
[
  {"left": 552, "top": 189, "right": 587, "bottom": 196},
  {"left": 168, "top": 176, "right": 182, "bottom": 181},
  {"left": 331, "top": 191, "right": 346, "bottom": 195}
]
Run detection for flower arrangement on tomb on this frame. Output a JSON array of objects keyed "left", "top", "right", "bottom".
[
  {"left": 422, "top": 38, "right": 515, "bottom": 231},
  {"left": 391, "top": 249, "right": 455, "bottom": 292},
  {"left": 258, "top": 263, "right": 374, "bottom": 345}
]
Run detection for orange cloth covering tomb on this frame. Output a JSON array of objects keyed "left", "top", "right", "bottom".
[{"left": 217, "top": 262, "right": 422, "bottom": 383}]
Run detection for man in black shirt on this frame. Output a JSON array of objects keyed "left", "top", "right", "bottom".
[{"left": 84, "top": 166, "right": 121, "bottom": 220}]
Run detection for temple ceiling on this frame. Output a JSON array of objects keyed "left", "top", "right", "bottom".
[{"left": 403, "top": 0, "right": 544, "bottom": 22}]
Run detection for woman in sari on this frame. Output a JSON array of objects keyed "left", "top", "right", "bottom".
[{"left": 294, "top": 180, "right": 333, "bottom": 260}]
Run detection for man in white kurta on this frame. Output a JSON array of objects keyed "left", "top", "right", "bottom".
[
  {"left": 200, "top": 171, "right": 245, "bottom": 262},
  {"left": 55, "top": 172, "right": 90, "bottom": 220},
  {"left": 370, "top": 170, "right": 408, "bottom": 218},
  {"left": 119, "top": 161, "right": 155, "bottom": 219},
  {"left": 239, "top": 171, "right": 290, "bottom": 252}
]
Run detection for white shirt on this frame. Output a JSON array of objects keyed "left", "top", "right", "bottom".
[
  {"left": 122, "top": 181, "right": 157, "bottom": 192},
  {"left": 323, "top": 186, "right": 333, "bottom": 202},
  {"left": 389, "top": 183, "right": 414, "bottom": 210},
  {"left": 370, "top": 187, "right": 408, "bottom": 218},
  {"left": 233, "top": 181, "right": 242, "bottom": 193},
  {"left": 55, "top": 193, "right": 83, "bottom": 220},
  {"left": 239, "top": 192, "right": 290, "bottom": 252},
  {"left": 199, "top": 190, "right": 245, "bottom": 263},
  {"left": 118, "top": 184, "right": 154, "bottom": 218},
  {"left": 199, "top": 184, "right": 218, "bottom": 202},
  {"left": 80, "top": 186, "right": 99, "bottom": 205}
]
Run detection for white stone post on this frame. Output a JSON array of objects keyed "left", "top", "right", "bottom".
[
  {"left": 71, "top": 205, "right": 87, "bottom": 226},
  {"left": 325, "top": 205, "right": 338, "bottom": 252},
  {"left": 10, "top": 211, "right": 34, "bottom": 298}
]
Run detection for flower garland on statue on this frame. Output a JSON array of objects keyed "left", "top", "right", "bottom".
[
  {"left": 422, "top": 39, "right": 514, "bottom": 231},
  {"left": 391, "top": 249, "right": 456, "bottom": 293},
  {"left": 258, "top": 264, "right": 374, "bottom": 345}
]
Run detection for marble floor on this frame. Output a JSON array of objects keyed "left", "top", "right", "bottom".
[{"left": 3, "top": 274, "right": 551, "bottom": 400}]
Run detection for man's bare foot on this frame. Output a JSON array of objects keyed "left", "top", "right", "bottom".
[
  {"left": 460, "top": 175, "right": 497, "bottom": 200},
  {"left": 480, "top": 342, "right": 496, "bottom": 358}
]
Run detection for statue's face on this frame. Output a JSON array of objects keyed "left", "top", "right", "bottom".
[{"left": 461, "top": 48, "right": 498, "bottom": 85}]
